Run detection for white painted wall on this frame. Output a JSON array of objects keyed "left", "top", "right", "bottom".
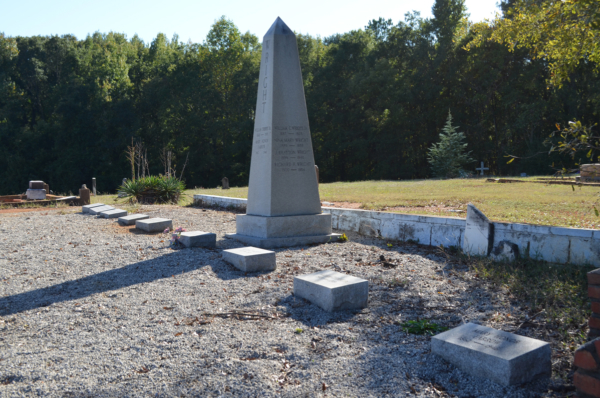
[{"left": 192, "top": 194, "right": 600, "bottom": 266}]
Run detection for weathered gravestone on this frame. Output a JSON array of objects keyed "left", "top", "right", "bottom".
[
  {"left": 222, "top": 177, "right": 230, "bottom": 190},
  {"left": 294, "top": 270, "right": 368, "bottom": 312},
  {"left": 92, "top": 177, "right": 96, "bottom": 196},
  {"left": 225, "top": 17, "right": 339, "bottom": 248},
  {"left": 79, "top": 184, "right": 91, "bottom": 205},
  {"left": 431, "top": 323, "right": 551, "bottom": 386}
]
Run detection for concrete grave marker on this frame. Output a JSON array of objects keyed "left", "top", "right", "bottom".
[
  {"left": 118, "top": 214, "right": 149, "bottom": 226},
  {"left": 88, "top": 205, "right": 115, "bottom": 215},
  {"left": 79, "top": 184, "right": 91, "bottom": 205},
  {"left": 476, "top": 161, "right": 489, "bottom": 176},
  {"left": 462, "top": 203, "right": 492, "bottom": 256},
  {"left": 221, "top": 177, "right": 230, "bottom": 190},
  {"left": 222, "top": 247, "right": 276, "bottom": 272},
  {"left": 26, "top": 189, "right": 46, "bottom": 200},
  {"left": 92, "top": 177, "right": 96, "bottom": 196},
  {"left": 294, "top": 270, "right": 368, "bottom": 312},
  {"left": 226, "top": 17, "right": 340, "bottom": 248},
  {"left": 431, "top": 323, "right": 551, "bottom": 386},
  {"left": 82, "top": 203, "right": 105, "bottom": 213},
  {"left": 136, "top": 218, "right": 172, "bottom": 232},
  {"left": 179, "top": 231, "right": 216, "bottom": 248},
  {"left": 29, "top": 180, "right": 45, "bottom": 189},
  {"left": 98, "top": 209, "right": 127, "bottom": 218}
]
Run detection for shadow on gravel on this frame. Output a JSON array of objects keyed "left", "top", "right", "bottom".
[{"left": 0, "top": 250, "right": 207, "bottom": 316}]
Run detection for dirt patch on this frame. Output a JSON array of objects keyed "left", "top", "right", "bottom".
[
  {"left": 0, "top": 207, "right": 76, "bottom": 215},
  {"left": 323, "top": 201, "right": 466, "bottom": 216}
]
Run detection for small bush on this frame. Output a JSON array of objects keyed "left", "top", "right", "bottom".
[{"left": 118, "top": 176, "right": 185, "bottom": 204}]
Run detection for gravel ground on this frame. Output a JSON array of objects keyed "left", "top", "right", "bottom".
[{"left": 0, "top": 205, "right": 571, "bottom": 397}]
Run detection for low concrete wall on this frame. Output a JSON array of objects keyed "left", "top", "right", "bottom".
[{"left": 192, "top": 194, "right": 599, "bottom": 266}]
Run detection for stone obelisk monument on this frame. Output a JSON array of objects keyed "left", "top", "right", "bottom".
[{"left": 226, "top": 17, "right": 339, "bottom": 248}]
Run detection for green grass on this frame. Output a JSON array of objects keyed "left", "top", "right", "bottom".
[{"left": 187, "top": 178, "right": 600, "bottom": 229}]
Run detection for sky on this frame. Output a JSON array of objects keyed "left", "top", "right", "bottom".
[{"left": 1, "top": 0, "right": 502, "bottom": 44}]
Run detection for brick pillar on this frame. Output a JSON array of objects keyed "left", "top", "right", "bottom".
[
  {"left": 574, "top": 337, "right": 600, "bottom": 397},
  {"left": 589, "top": 269, "right": 600, "bottom": 340}
]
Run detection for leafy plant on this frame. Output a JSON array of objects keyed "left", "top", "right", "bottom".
[
  {"left": 427, "top": 111, "right": 475, "bottom": 178},
  {"left": 118, "top": 175, "right": 185, "bottom": 204},
  {"left": 400, "top": 319, "right": 448, "bottom": 336},
  {"left": 295, "top": 328, "right": 303, "bottom": 334},
  {"left": 338, "top": 233, "right": 348, "bottom": 242}
]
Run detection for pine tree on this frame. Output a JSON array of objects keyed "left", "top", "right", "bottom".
[{"left": 427, "top": 111, "right": 474, "bottom": 178}]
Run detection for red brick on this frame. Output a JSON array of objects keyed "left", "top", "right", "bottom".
[
  {"left": 593, "top": 301, "right": 600, "bottom": 315},
  {"left": 590, "top": 285, "right": 600, "bottom": 300},
  {"left": 590, "top": 328, "right": 600, "bottom": 340},
  {"left": 575, "top": 350, "right": 598, "bottom": 370},
  {"left": 595, "top": 338, "right": 600, "bottom": 356},
  {"left": 589, "top": 269, "right": 600, "bottom": 285},
  {"left": 574, "top": 371, "right": 600, "bottom": 397},
  {"left": 591, "top": 316, "right": 600, "bottom": 330}
]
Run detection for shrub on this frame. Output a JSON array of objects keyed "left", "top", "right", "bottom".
[
  {"left": 118, "top": 175, "right": 185, "bottom": 204},
  {"left": 427, "top": 111, "right": 474, "bottom": 178}
]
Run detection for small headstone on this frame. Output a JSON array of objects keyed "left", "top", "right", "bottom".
[
  {"left": 29, "top": 180, "right": 45, "bottom": 189},
  {"left": 88, "top": 205, "right": 115, "bottom": 215},
  {"left": 179, "top": 231, "right": 217, "bottom": 248},
  {"left": 82, "top": 203, "right": 105, "bottom": 213},
  {"left": 26, "top": 189, "right": 46, "bottom": 200},
  {"left": 431, "top": 323, "right": 551, "bottom": 386},
  {"left": 462, "top": 204, "right": 491, "bottom": 256},
  {"left": 117, "top": 178, "right": 128, "bottom": 198},
  {"left": 520, "top": 173, "right": 527, "bottom": 177},
  {"left": 92, "top": 177, "right": 97, "bottom": 196},
  {"left": 136, "top": 218, "right": 173, "bottom": 232},
  {"left": 222, "top": 177, "right": 230, "bottom": 190},
  {"left": 79, "top": 185, "right": 91, "bottom": 205},
  {"left": 223, "top": 247, "right": 276, "bottom": 272},
  {"left": 475, "top": 161, "right": 489, "bottom": 176},
  {"left": 98, "top": 209, "right": 127, "bottom": 219},
  {"left": 43, "top": 183, "right": 50, "bottom": 194},
  {"left": 294, "top": 270, "right": 368, "bottom": 312},
  {"left": 118, "top": 214, "right": 149, "bottom": 226}
]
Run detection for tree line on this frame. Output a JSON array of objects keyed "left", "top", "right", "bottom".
[{"left": 0, "top": 0, "right": 598, "bottom": 195}]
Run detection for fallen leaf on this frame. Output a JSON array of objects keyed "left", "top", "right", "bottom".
[
  {"left": 136, "top": 366, "right": 150, "bottom": 374},
  {"left": 322, "top": 382, "right": 327, "bottom": 391},
  {"left": 175, "top": 332, "right": 183, "bottom": 336},
  {"left": 163, "top": 307, "right": 174, "bottom": 310}
]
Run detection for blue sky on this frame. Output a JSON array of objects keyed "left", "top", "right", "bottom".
[{"left": 1, "top": 0, "right": 502, "bottom": 44}]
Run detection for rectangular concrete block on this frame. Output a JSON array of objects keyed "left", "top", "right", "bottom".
[
  {"left": 294, "top": 270, "right": 368, "bottom": 312},
  {"left": 179, "top": 231, "right": 216, "bottom": 248},
  {"left": 223, "top": 247, "right": 276, "bottom": 272},
  {"left": 118, "top": 214, "right": 149, "bottom": 226},
  {"left": 88, "top": 205, "right": 115, "bottom": 215},
  {"left": 82, "top": 203, "right": 105, "bottom": 213},
  {"left": 136, "top": 218, "right": 172, "bottom": 232},
  {"left": 462, "top": 204, "right": 492, "bottom": 256},
  {"left": 29, "top": 180, "right": 45, "bottom": 189},
  {"left": 431, "top": 323, "right": 551, "bottom": 386},
  {"left": 98, "top": 209, "right": 127, "bottom": 218},
  {"left": 236, "top": 213, "right": 332, "bottom": 239},
  {"left": 26, "top": 189, "right": 46, "bottom": 200}
]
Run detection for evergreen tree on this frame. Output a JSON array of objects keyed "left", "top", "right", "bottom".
[{"left": 427, "top": 111, "right": 474, "bottom": 178}]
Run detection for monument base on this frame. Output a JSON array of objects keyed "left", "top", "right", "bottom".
[
  {"left": 235, "top": 213, "right": 333, "bottom": 238},
  {"left": 225, "top": 232, "right": 342, "bottom": 249}
]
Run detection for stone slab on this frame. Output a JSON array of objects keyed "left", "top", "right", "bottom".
[
  {"left": 179, "top": 231, "right": 216, "bottom": 248},
  {"left": 88, "top": 205, "right": 115, "bottom": 215},
  {"left": 29, "top": 180, "right": 45, "bottom": 189},
  {"left": 82, "top": 203, "right": 105, "bottom": 213},
  {"left": 222, "top": 247, "right": 276, "bottom": 272},
  {"left": 236, "top": 213, "right": 332, "bottom": 239},
  {"left": 462, "top": 203, "right": 492, "bottom": 256},
  {"left": 226, "top": 233, "right": 341, "bottom": 249},
  {"left": 136, "top": 218, "right": 172, "bottom": 233},
  {"left": 431, "top": 323, "right": 551, "bottom": 386},
  {"left": 118, "top": 214, "right": 149, "bottom": 226},
  {"left": 26, "top": 189, "right": 46, "bottom": 200},
  {"left": 98, "top": 209, "right": 127, "bottom": 219},
  {"left": 293, "top": 270, "right": 368, "bottom": 312}
]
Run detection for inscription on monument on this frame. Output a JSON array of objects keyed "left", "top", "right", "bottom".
[{"left": 458, "top": 328, "right": 520, "bottom": 351}]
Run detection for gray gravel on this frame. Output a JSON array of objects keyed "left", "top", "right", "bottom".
[{"left": 0, "top": 205, "right": 563, "bottom": 397}]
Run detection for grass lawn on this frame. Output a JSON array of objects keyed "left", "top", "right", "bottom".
[{"left": 186, "top": 177, "right": 600, "bottom": 229}]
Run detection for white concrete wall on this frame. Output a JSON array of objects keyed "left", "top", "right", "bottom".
[{"left": 192, "top": 194, "right": 600, "bottom": 266}]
